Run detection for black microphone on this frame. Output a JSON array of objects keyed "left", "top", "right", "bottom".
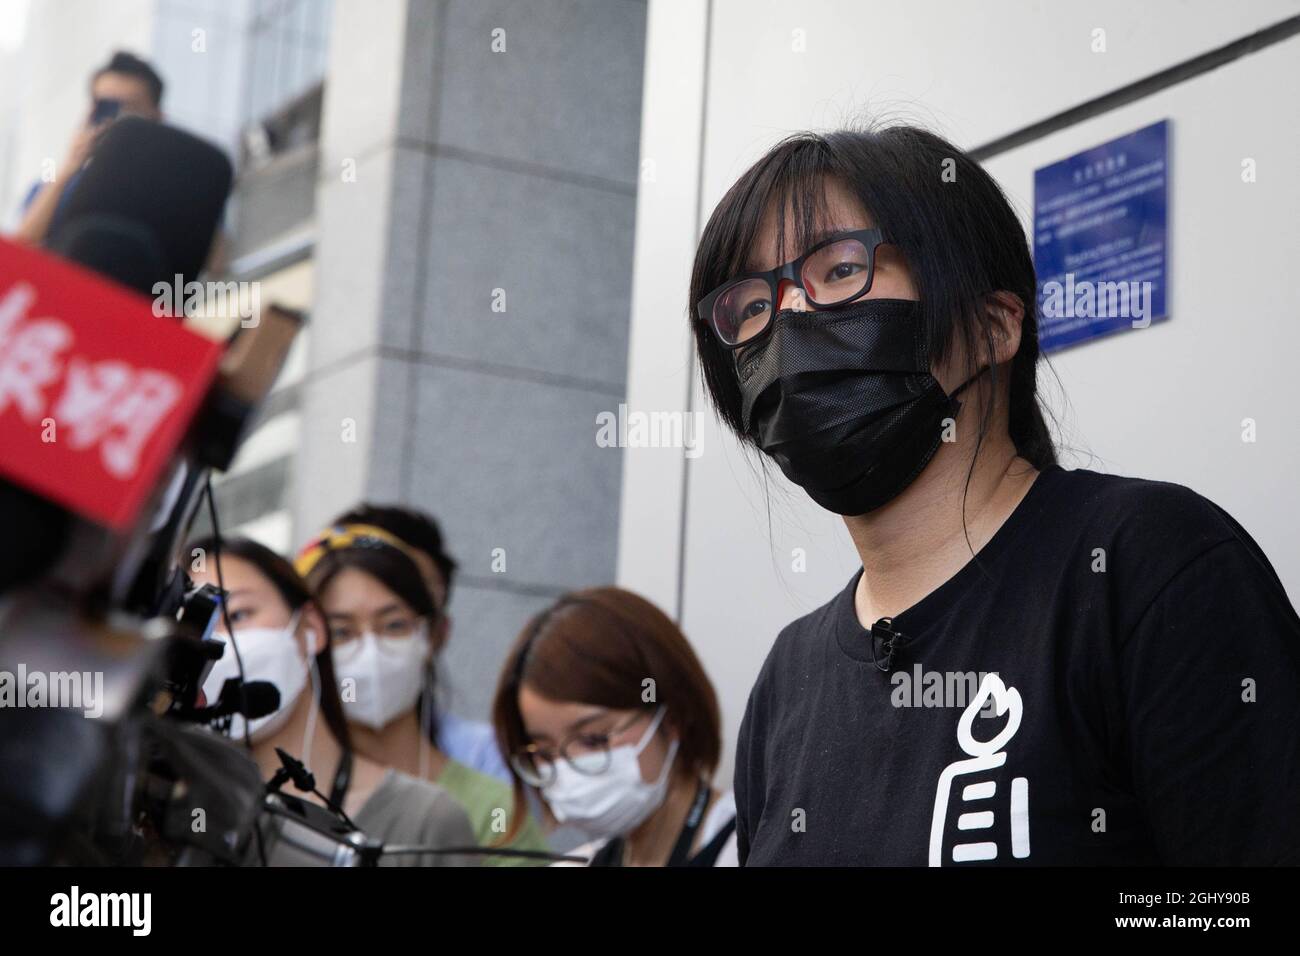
[
  {"left": 0, "top": 119, "right": 234, "bottom": 596},
  {"left": 870, "top": 617, "right": 908, "bottom": 673},
  {"left": 45, "top": 116, "right": 233, "bottom": 296},
  {"left": 194, "top": 678, "right": 281, "bottom": 723},
  {"left": 45, "top": 215, "right": 165, "bottom": 295}
]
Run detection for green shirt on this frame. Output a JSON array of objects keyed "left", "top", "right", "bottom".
[{"left": 437, "top": 758, "right": 550, "bottom": 866}]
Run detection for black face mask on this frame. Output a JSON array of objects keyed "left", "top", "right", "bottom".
[{"left": 736, "top": 297, "right": 981, "bottom": 517}]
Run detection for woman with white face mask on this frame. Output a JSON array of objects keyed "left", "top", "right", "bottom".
[
  {"left": 492, "top": 587, "right": 739, "bottom": 867},
  {"left": 296, "top": 524, "right": 550, "bottom": 865},
  {"left": 330, "top": 502, "right": 511, "bottom": 784},
  {"left": 187, "top": 535, "right": 478, "bottom": 866}
]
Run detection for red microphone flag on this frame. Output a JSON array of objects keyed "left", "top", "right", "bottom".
[{"left": 0, "top": 237, "right": 223, "bottom": 531}]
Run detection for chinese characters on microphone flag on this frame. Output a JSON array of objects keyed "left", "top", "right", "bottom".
[{"left": 0, "top": 237, "right": 222, "bottom": 530}]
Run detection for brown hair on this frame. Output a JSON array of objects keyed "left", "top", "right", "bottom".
[{"left": 491, "top": 587, "right": 722, "bottom": 840}]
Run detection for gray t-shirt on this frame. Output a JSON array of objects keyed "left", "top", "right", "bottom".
[
  {"left": 354, "top": 769, "right": 480, "bottom": 867},
  {"left": 265, "top": 769, "right": 479, "bottom": 867}
]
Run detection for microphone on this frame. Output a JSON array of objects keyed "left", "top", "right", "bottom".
[
  {"left": 0, "top": 117, "right": 297, "bottom": 610},
  {"left": 870, "top": 617, "right": 907, "bottom": 672},
  {"left": 45, "top": 117, "right": 233, "bottom": 295},
  {"left": 172, "top": 677, "right": 280, "bottom": 726},
  {"left": 0, "top": 237, "right": 226, "bottom": 564},
  {"left": 200, "top": 678, "right": 281, "bottom": 723},
  {"left": 44, "top": 216, "right": 165, "bottom": 297}
]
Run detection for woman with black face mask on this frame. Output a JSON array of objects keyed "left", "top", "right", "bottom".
[{"left": 691, "top": 124, "right": 1300, "bottom": 867}]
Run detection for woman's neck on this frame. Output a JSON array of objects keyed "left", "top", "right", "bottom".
[
  {"left": 622, "top": 776, "right": 710, "bottom": 867},
  {"left": 844, "top": 436, "right": 1039, "bottom": 626},
  {"left": 346, "top": 710, "right": 448, "bottom": 782}
]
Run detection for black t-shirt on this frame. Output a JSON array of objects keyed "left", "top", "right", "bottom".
[{"left": 735, "top": 464, "right": 1300, "bottom": 866}]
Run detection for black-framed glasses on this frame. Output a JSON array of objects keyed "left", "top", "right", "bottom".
[
  {"left": 697, "top": 227, "right": 887, "bottom": 347},
  {"left": 509, "top": 708, "right": 650, "bottom": 788}
]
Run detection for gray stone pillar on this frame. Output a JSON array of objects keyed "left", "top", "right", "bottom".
[{"left": 297, "top": 0, "right": 646, "bottom": 719}]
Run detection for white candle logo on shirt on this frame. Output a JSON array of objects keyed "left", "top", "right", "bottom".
[{"left": 928, "top": 672, "right": 1030, "bottom": 865}]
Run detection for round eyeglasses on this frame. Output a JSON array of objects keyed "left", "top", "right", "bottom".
[{"left": 509, "top": 708, "right": 652, "bottom": 788}]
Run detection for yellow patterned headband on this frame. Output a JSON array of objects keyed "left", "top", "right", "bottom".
[{"left": 293, "top": 522, "right": 422, "bottom": 579}]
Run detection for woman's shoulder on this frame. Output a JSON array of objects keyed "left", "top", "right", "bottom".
[
  {"left": 437, "top": 759, "right": 551, "bottom": 859},
  {"left": 754, "top": 572, "right": 858, "bottom": 681},
  {"left": 362, "top": 767, "right": 472, "bottom": 825},
  {"left": 1042, "top": 465, "right": 1296, "bottom": 644},
  {"left": 1048, "top": 464, "right": 1261, "bottom": 580},
  {"left": 1050, "top": 464, "right": 1242, "bottom": 541},
  {"left": 437, "top": 757, "right": 514, "bottom": 808},
  {"left": 353, "top": 768, "right": 479, "bottom": 864}
]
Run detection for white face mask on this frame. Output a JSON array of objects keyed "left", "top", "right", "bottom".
[
  {"left": 202, "top": 611, "right": 308, "bottom": 744},
  {"left": 542, "top": 706, "right": 679, "bottom": 839},
  {"left": 333, "top": 622, "right": 431, "bottom": 730}
]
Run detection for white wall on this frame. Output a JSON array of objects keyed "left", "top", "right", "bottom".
[{"left": 620, "top": 0, "right": 1300, "bottom": 784}]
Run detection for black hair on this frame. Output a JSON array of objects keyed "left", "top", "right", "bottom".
[
  {"left": 332, "top": 503, "right": 458, "bottom": 608},
  {"left": 186, "top": 535, "right": 352, "bottom": 754},
  {"left": 302, "top": 540, "right": 441, "bottom": 744},
  {"left": 92, "top": 51, "right": 165, "bottom": 108},
  {"left": 689, "top": 123, "right": 1058, "bottom": 481}
]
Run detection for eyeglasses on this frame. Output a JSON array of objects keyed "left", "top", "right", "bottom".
[
  {"left": 509, "top": 709, "right": 650, "bottom": 788},
  {"left": 697, "top": 227, "right": 887, "bottom": 347}
]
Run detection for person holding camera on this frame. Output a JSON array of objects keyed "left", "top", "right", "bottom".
[{"left": 13, "top": 51, "right": 163, "bottom": 246}]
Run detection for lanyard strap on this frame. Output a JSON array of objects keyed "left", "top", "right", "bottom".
[
  {"left": 329, "top": 748, "right": 353, "bottom": 808},
  {"left": 665, "top": 778, "right": 712, "bottom": 868}
]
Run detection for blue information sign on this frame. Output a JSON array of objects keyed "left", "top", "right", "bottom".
[{"left": 1033, "top": 120, "right": 1169, "bottom": 352}]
